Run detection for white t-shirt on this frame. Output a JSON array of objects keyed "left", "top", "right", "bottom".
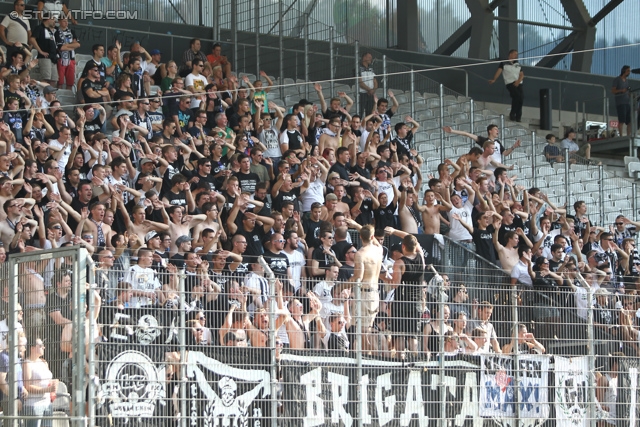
[
  {"left": 125, "top": 265, "right": 162, "bottom": 307},
  {"left": 449, "top": 201, "right": 473, "bottom": 241},
  {"left": 299, "top": 178, "right": 324, "bottom": 213},
  {"left": 313, "top": 280, "right": 333, "bottom": 307},
  {"left": 0, "top": 319, "right": 22, "bottom": 350},
  {"left": 284, "top": 250, "right": 306, "bottom": 292},
  {"left": 244, "top": 272, "right": 269, "bottom": 315},
  {"left": 49, "top": 139, "right": 71, "bottom": 172},
  {"left": 573, "top": 286, "right": 595, "bottom": 321},
  {"left": 185, "top": 73, "right": 208, "bottom": 109},
  {"left": 510, "top": 260, "right": 532, "bottom": 286}
]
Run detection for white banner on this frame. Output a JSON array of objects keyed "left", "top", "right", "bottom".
[
  {"left": 554, "top": 356, "right": 589, "bottom": 427},
  {"left": 479, "top": 354, "right": 550, "bottom": 427}
]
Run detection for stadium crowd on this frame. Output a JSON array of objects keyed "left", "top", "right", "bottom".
[{"left": 0, "top": 3, "right": 636, "bottom": 422}]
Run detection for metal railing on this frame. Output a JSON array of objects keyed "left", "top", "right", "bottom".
[{"left": 1, "top": 240, "right": 636, "bottom": 427}]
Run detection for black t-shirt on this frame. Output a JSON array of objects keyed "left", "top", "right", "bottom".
[
  {"left": 262, "top": 250, "right": 290, "bottom": 280},
  {"left": 68, "top": 198, "right": 90, "bottom": 232},
  {"left": 281, "top": 130, "right": 304, "bottom": 153},
  {"left": 238, "top": 226, "right": 266, "bottom": 258},
  {"left": 273, "top": 187, "right": 301, "bottom": 212},
  {"left": 83, "top": 115, "right": 104, "bottom": 140},
  {"left": 350, "top": 164, "right": 372, "bottom": 191},
  {"left": 328, "top": 161, "right": 350, "bottom": 182},
  {"left": 303, "top": 218, "right": 322, "bottom": 249},
  {"left": 373, "top": 202, "right": 396, "bottom": 230},
  {"left": 81, "top": 78, "right": 105, "bottom": 103},
  {"left": 331, "top": 241, "right": 352, "bottom": 263},
  {"left": 163, "top": 190, "right": 187, "bottom": 208},
  {"left": 498, "top": 223, "right": 518, "bottom": 246},
  {"left": 392, "top": 132, "right": 414, "bottom": 159},
  {"left": 472, "top": 225, "right": 497, "bottom": 264},
  {"left": 311, "top": 246, "right": 335, "bottom": 279},
  {"left": 350, "top": 198, "right": 373, "bottom": 225},
  {"left": 226, "top": 255, "right": 250, "bottom": 280},
  {"left": 189, "top": 171, "right": 217, "bottom": 192},
  {"left": 338, "top": 264, "right": 354, "bottom": 282},
  {"left": 234, "top": 171, "right": 260, "bottom": 194}
]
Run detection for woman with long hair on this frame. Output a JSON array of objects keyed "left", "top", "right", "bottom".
[{"left": 22, "top": 336, "right": 59, "bottom": 427}]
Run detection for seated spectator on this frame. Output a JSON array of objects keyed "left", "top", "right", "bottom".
[
  {"left": 182, "top": 38, "right": 208, "bottom": 73},
  {"left": 206, "top": 43, "right": 232, "bottom": 78},
  {"left": 543, "top": 133, "right": 565, "bottom": 165}
]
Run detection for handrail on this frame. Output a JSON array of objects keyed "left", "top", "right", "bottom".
[
  {"left": 524, "top": 75, "right": 608, "bottom": 125},
  {"left": 399, "top": 62, "right": 469, "bottom": 97}
]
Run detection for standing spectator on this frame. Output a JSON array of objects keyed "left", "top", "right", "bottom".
[
  {"left": 466, "top": 301, "right": 501, "bottom": 353},
  {"left": 102, "top": 42, "right": 122, "bottom": 88},
  {"left": 612, "top": 65, "right": 631, "bottom": 136},
  {"left": 29, "top": 17, "right": 58, "bottom": 85},
  {"left": 357, "top": 52, "right": 377, "bottom": 117},
  {"left": 54, "top": 18, "right": 80, "bottom": 89},
  {"left": 0, "top": 0, "right": 31, "bottom": 58},
  {"left": 185, "top": 59, "right": 207, "bottom": 114},
  {"left": 489, "top": 49, "right": 524, "bottom": 122}
]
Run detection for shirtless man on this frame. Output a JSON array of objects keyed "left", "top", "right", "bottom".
[
  {"left": 317, "top": 117, "right": 342, "bottom": 156},
  {"left": 417, "top": 190, "right": 452, "bottom": 235},
  {"left": 122, "top": 204, "right": 170, "bottom": 244},
  {"left": 348, "top": 225, "right": 383, "bottom": 351},
  {"left": 285, "top": 292, "right": 327, "bottom": 350},
  {"left": 192, "top": 201, "right": 225, "bottom": 244},
  {"left": 472, "top": 140, "right": 514, "bottom": 174},
  {"left": 166, "top": 206, "right": 206, "bottom": 255},
  {"left": 493, "top": 226, "right": 531, "bottom": 273},
  {"left": 320, "top": 193, "right": 340, "bottom": 221},
  {"left": 332, "top": 185, "right": 351, "bottom": 219},
  {"left": 246, "top": 303, "right": 287, "bottom": 348},
  {"left": 398, "top": 185, "right": 421, "bottom": 234},
  {"left": 20, "top": 256, "right": 48, "bottom": 333}
]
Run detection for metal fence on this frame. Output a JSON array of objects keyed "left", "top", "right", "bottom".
[
  {"left": 2, "top": 246, "right": 90, "bottom": 427},
  {"left": 1, "top": 242, "right": 638, "bottom": 426}
]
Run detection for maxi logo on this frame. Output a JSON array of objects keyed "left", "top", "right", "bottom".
[{"left": 99, "top": 350, "right": 166, "bottom": 420}]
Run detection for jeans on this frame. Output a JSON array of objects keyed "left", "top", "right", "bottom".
[{"left": 22, "top": 402, "right": 53, "bottom": 427}]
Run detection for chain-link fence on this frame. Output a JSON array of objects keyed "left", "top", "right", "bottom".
[
  {"left": 2, "top": 246, "right": 89, "bottom": 427},
  {"left": 0, "top": 241, "right": 635, "bottom": 426}
]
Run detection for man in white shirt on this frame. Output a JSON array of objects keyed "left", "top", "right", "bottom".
[
  {"left": 313, "top": 264, "right": 340, "bottom": 307},
  {"left": 47, "top": 126, "right": 72, "bottom": 173},
  {"left": 124, "top": 248, "right": 164, "bottom": 308},
  {"left": 489, "top": 49, "right": 524, "bottom": 122},
  {"left": 185, "top": 59, "right": 208, "bottom": 113},
  {"left": 283, "top": 230, "right": 306, "bottom": 294}
]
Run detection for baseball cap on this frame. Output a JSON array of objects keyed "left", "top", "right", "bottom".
[
  {"left": 145, "top": 230, "right": 159, "bottom": 243},
  {"left": 325, "top": 193, "right": 338, "bottom": 202},
  {"left": 140, "top": 158, "right": 154, "bottom": 166},
  {"left": 150, "top": 49, "right": 161, "bottom": 55},
  {"left": 43, "top": 86, "right": 58, "bottom": 95},
  {"left": 115, "top": 109, "right": 133, "bottom": 118},
  {"left": 175, "top": 235, "right": 193, "bottom": 246}
]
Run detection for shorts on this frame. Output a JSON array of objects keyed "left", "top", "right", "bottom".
[
  {"left": 617, "top": 103, "right": 631, "bottom": 125},
  {"left": 391, "top": 301, "right": 422, "bottom": 336},
  {"left": 360, "top": 288, "right": 379, "bottom": 328},
  {"left": 37, "top": 58, "right": 59, "bottom": 82}
]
